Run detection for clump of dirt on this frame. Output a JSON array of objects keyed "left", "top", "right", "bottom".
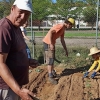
[{"left": 24, "top": 65, "right": 100, "bottom": 100}]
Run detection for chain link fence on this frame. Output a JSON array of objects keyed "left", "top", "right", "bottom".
[{"left": 0, "top": 0, "right": 100, "bottom": 63}]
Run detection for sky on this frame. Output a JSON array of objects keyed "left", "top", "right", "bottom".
[{"left": 51, "top": 0, "right": 57, "bottom": 4}]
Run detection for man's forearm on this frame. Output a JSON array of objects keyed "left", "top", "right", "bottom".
[
  {"left": 0, "top": 63, "right": 21, "bottom": 95},
  {"left": 61, "top": 39, "right": 68, "bottom": 51}
]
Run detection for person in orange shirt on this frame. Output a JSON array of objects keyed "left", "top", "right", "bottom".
[
  {"left": 43, "top": 18, "right": 75, "bottom": 84},
  {"left": 83, "top": 47, "right": 100, "bottom": 78}
]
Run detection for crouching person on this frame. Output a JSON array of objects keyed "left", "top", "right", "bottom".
[{"left": 83, "top": 47, "right": 100, "bottom": 78}]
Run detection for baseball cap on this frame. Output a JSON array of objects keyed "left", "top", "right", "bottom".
[{"left": 13, "top": 0, "right": 32, "bottom": 12}]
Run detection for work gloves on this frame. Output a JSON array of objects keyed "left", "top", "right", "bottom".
[
  {"left": 83, "top": 71, "right": 89, "bottom": 78},
  {"left": 91, "top": 72, "right": 96, "bottom": 78},
  {"left": 83, "top": 71, "right": 96, "bottom": 78}
]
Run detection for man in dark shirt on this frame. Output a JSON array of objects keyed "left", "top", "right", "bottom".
[{"left": 0, "top": 0, "right": 38, "bottom": 100}]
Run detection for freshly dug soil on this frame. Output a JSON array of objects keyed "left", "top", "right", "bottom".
[{"left": 24, "top": 66, "right": 100, "bottom": 100}]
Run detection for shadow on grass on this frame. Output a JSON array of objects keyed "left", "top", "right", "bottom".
[
  {"left": 60, "top": 64, "right": 91, "bottom": 76},
  {"left": 38, "top": 55, "right": 61, "bottom": 65}
]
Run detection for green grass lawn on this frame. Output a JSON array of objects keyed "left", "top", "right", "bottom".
[
  {"left": 64, "top": 33, "right": 100, "bottom": 37},
  {"left": 27, "top": 31, "right": 100, "bottom": 38}
]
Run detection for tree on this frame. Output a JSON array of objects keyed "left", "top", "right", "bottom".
[
  {"left": 83, "top": 6, "right": 97, "bottom": 29},
  {"left": 52, "top": 0, "right": 86, "bottom": 19},
  {"left": 55, "top": 0, "right": 73, "bottom": 18},
  {"left": 0, "top": 0, "right": 14, "bottom": 19},
  {"left": 32, "top": 0, "right": 52, "bottom": 29}
]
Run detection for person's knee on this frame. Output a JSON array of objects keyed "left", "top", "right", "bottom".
[
  {"left": 48, "top": 58, "right": 54, "bottom": 65},
  {"left": 44, "top": 50, "right": 54, "bottom": 65}
]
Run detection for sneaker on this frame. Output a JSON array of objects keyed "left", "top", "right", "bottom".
[{"left": 49, "top": 77, "right": 58, "bottom": 85}]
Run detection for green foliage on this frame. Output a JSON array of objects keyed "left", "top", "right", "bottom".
[
  {"left": 0, "top": 0, "right": 14, "bottom": 19},
  {"left": 55, "top": 46, "right": 89, "bottom": 68},
  {"left": 55, "top": 0, "right": 70, "bottom": 18},
  {"left": 0, "top": 0, "right": 99, "bottom": 29},
  {"left": 32, "top": 0, "right": 51, "bottom": 21},
  {"left": 83, "top": 7, "right": 97, "bottom": 26},
  {"left": 34, "top": 45, "right": 44, "bottom": 64},
  {"left": 85, "top": 80, "right": 91, "bottom": 88},
  {"left": 29, "top": 45, "right": 92, "bottom": 70}
]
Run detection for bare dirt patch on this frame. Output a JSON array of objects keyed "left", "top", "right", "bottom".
[
  {"left": 24, "top": 65, "right": 100, "bottom": 100},
  {"left": 34, "top": 37, "right": 100, "bottom": 49}
]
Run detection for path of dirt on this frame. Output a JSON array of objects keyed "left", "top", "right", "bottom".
[
  {"left": 34, "top": 37, "right": 100, "bottom": 49},
  {"left": 24, "top": 66, "right": 100, "bottom": 100}
]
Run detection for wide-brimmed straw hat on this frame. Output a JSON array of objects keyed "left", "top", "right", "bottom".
[{"left": 88, "top": 47, "right": 100, "bottom": 56}]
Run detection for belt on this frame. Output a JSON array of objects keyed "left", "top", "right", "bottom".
[{"left": 0, "top": 89, "right": 3, "bottom": 100}]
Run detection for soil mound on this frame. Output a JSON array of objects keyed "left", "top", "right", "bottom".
[{"left": 24, "top": 66, "right": 100, "bottom": 100}]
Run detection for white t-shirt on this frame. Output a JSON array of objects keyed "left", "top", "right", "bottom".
[{"left": 20, "top": 26, "right": 27, "bottom": 35}]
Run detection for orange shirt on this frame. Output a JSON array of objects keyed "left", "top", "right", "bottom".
[{"left": 43, "top": 24, "right": 65, "bottom": 45}]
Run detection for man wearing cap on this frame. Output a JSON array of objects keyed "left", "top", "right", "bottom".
[
  {"left": 43, "top": 18, "right": 75, "bottom": 84},
  {"left": 83, "top": 47, "right": 100, "bottom": 78},
  {"left": 0, "top": 0, "right": 39, "bottom": 100}
]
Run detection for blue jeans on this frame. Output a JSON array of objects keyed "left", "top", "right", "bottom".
[{"left": 26, "top": 45, "right": 31, "bottom": 59}]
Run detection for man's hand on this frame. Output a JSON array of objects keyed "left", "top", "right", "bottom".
[
  {"left": 18, "top": 87, "right": 36, "bottom": 100},
  {"left": 29, "top": 39, "right": 36, "bottom": 45},
  {"left": 65, "top": 51, "right": 68, "bottom": 57},
  {"left": 49, "top": 44, "right": 54, "bottom": 50},
  {"left": 29, "top": 59, "right": 39, "bottom": 68}
]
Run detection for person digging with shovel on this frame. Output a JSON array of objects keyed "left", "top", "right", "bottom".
[{"left": 43, "top": 18, "right": 75, "bottom": 85}]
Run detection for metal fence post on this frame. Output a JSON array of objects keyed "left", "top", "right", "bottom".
[
  {"left": 31, "top": 0, "right": 35, "bottom": 58},
  {"left": 96, "top": 0, "right": 99, "bottom": 47}
]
